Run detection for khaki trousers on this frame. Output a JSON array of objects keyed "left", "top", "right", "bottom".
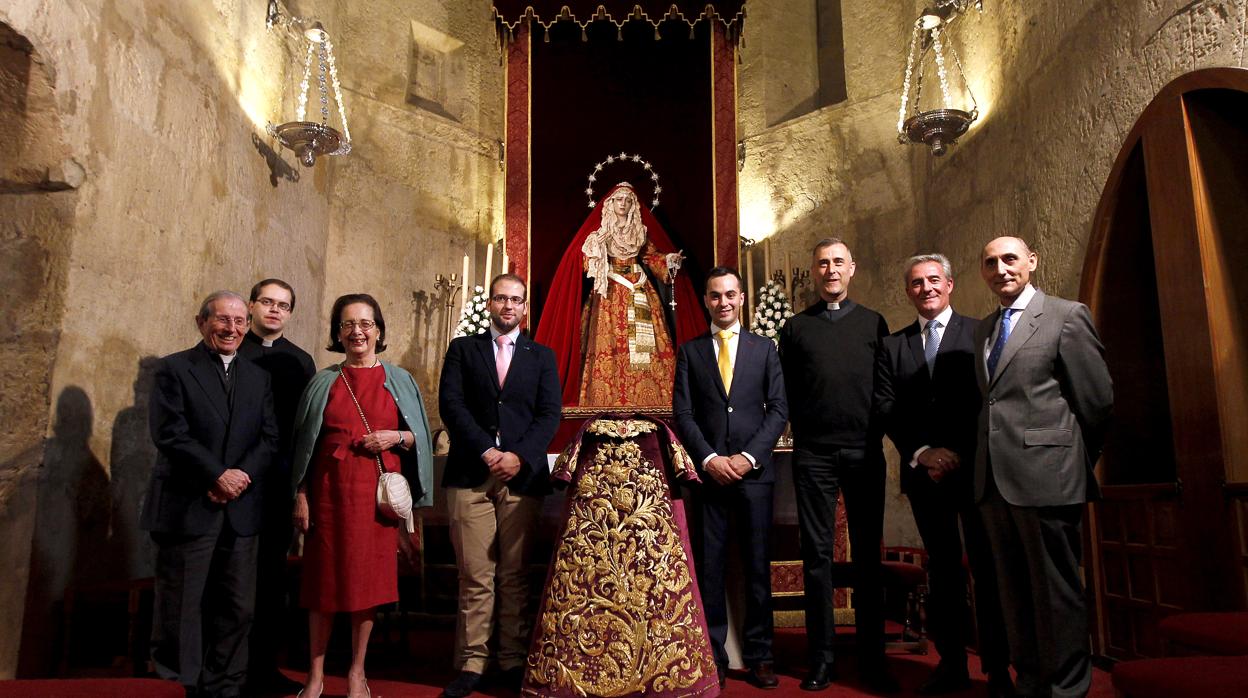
[{"left": 446, "top": 477, "right": 542, "bottom": 673}]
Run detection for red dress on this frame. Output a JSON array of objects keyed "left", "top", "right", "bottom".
[{"left": 301, "top": 365, "right": 400, "bottom": 612}]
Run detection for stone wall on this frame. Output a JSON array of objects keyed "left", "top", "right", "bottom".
[
  {"left": 1, "top": 0, "right": 1243, "bottom": 678},
  {"left": 316, "top": 0, "right": 504, "bottom": 407},
  {"left": 0, "top": 0, "right": 503, "bottom": 677},
  {"left": 734, "top": 0, "right": 1246, "bottom": 546},
  {"left": 920, "top": 0, "right": 1246, "bottom": 321}
]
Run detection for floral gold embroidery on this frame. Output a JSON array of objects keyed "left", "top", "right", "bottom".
[
  {"left": 586, "top": 419, "right": 659, "bottom": 439},
  {"left": 526, "top": 437, "right": 717, "bottom": 697}
]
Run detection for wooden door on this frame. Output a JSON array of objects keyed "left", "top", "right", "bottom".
[{"left": 1082, "top": 67, "right": 1248, "bottom": 660}]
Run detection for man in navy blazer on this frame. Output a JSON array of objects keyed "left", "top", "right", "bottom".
[
  {"left": 673, "top": 266, "right": 788, "bottom": 690},
  {"left": 874, "top": 255, "right": 1011, "bottom": 696},
  {"left": 142, "top": 290, "right": 279, "bottom": 697},
  {"left": 438, "top": 273, "right": 562, "bottom": 697}
]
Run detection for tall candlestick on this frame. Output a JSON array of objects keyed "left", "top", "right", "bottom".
[
  {"left": 461, "top": 254, "right": 471, "bottom": 312},
  {"left": 483, "top": 241, "right": 494, "bottom": 290},
  {"left": 762, "top": 240, "right": 769, "bottom": 284},
  {"left": 746, "top": 246, "right": 755, "bottom": 323},
  {"left": 785, "top": 251, "right": 792, "bottom": 293}
]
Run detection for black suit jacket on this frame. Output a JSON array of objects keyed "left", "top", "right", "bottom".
[
  {"left": 874, "top": 311, "right": 980, "bottom": 500},
  {"left": 141, "top": 343, "right": 279, "bottom": 536},
  {"left": 672, "top": 329, "right": 789, "bottom": 484},
  {"left": 438, "top": 331, "right": 562, "bottom": 497}
]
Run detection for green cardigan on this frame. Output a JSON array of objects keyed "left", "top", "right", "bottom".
[{"left": 291, "top": 361, "right": 434, "bottom": 508}]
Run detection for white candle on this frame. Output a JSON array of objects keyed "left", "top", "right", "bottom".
[
  {"left": 461, "top": 254, "right": 471, "bottom": 313},
  {"left": 502, "top": 251, "right": 510, "bottom": 276},
  {"left": 483, "top": 242, "right": 494, "bottom": 290}
]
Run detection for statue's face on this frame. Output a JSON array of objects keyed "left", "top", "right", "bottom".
[{"left": 609, "top": 191, "right": 634, "bottom": 217}]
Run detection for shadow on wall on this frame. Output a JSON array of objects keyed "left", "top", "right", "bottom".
[
  {"left": 109, "top": 357, "right": 161, "bottom": 581},
  {"left": 15, "top": 358, "right": 161, "bottom": 677},
  {"left": 17, "top": 387, "right": 113, "bottom": 676}
]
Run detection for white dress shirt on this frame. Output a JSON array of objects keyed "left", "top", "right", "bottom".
[
  {"left": 702, "top": 321, "right": 757, "bottom": 470},
  {"left": 910, "top": 304, "right": 954, "bottom": 468}
]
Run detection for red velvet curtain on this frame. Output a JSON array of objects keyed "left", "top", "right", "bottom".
[{"left": 526, "top": 19, "right": 716, "bottom": 329}]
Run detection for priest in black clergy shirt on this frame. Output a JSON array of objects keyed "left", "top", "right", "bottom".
[
  {"left": 672, "top": 266, "right": 788, "bottom": 691},
  {"left": 237, "top": 277, "right": 315, "bottom": 693},
  {"left": 778, "top": 238, "right": 896, "bottom": 693}
]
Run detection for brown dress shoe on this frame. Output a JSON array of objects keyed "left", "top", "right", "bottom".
[{"left": 746, "top": 662, "right": 780, "bottom": 689}]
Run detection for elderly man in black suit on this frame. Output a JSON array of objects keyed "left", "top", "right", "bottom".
[
  {"left": 875, "top": 254, "right": 1012, "bottom": 696},
  {"left": 142, "top": 290, "right": 279, "bottom": 697},
  {"left": 975, "top": 237, "right": 1112, "bottom": 698},
  {"left": 438, "top": 273, "right": 562, "bottom": 697},
  {"left": 673, "top": 266, "right": 788, "bottom": 690}
]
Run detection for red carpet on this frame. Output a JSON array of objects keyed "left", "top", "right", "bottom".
[{"left": 272, "top": 626, "right": 1115, "bottom": 698}]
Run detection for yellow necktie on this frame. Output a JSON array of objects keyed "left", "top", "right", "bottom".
[{"left": 717, "top": 329, "right": 733, "bottom": 395}]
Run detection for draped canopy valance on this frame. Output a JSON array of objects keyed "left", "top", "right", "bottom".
[{"left": 492, "top": 2, "right": 746, "bottom": 41}]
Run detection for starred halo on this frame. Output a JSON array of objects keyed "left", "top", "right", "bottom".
[{"left": 585, "top": 152, "right": 663, "bottom": 209}]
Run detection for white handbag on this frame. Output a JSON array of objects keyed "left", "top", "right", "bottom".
[{"left": 339, "top": 366, "right": 416, "bottom": 533}]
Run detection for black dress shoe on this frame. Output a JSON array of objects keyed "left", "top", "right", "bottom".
[
  {"left": 800, "top": 662, "right": 837, "bottom": 691},
  {"left": 442, "top": 671, "right": 483, "bottom": 698},
  {"left": 745, "top": 662, "right": 780, "bottom": 689},
  {"left": 859, "top": 663, "right": 900, "bottom": 694},
  {"left": 498, "top": 666, "right": 526, "bottom": 693},
  {"left": 916, "top": 661, "right": 972, "bottom": 695},
  {"left": 986, "top": 672, "right": 1018, "bottom": 698}
]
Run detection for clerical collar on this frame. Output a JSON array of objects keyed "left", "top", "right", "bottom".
[
  {"left": 823, "top": 298, "right": 855, "bottom": 312},
  {"left": 244, "top": 330, "right": 279, "bottom": 349}
]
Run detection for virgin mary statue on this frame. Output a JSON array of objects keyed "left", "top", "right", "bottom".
[{"left": 535, "top": 182, "right": 703, "bottom": 408}]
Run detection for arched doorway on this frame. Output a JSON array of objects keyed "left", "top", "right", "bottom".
[{"left": 1082, "top": 67, "right": 1248, "bottom": 660}]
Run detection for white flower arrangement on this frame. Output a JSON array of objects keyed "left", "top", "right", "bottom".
[
  {"left": 454, "top": 285, "right": 491, "bottom": 337},
  {"left": 751, "top": 279, "right": 795, "bottom": 344}
]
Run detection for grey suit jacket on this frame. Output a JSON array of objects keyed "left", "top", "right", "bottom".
[{"left": 974, "top": 290, "right": 1113, "bottom": 506}]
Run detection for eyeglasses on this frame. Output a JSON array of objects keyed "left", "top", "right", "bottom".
[
  {"left": 490, "top": 295, "right": 526, "bottom": 305},
  {"left": 256, "top": 297, "right": 292, "bottom": 312},
  {"left": 212, "top": 315, "right": 248, "bottom": 328},
  {"left": 339, "top": 319, "right": 377, "bottom": 331}
]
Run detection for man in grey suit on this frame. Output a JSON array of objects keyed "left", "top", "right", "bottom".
[{"left": 974, "top": 237, "right": 1112, "bottom": 698}]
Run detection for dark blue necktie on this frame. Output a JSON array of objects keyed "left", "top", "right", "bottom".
[
  {"left": 924, "top": 319, "right": 942, "bottom": 375},
  {"left": 986, "top": 308, "right": 1015, "bottom": 378}
]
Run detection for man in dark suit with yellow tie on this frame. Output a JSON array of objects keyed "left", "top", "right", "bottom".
[
  {"left": 673, "top": 266, "right": 788, "bottom": 690},
  {"left": 875, "top": 254, "right": 1011, "bottom": 696},
  {"left": 975, "top": 237, "right": 1112, "bottom": 698}
]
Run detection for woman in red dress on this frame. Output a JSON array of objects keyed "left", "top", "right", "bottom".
[{"left": 291, "top": 294, "right": 433, "bottom": 698}]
